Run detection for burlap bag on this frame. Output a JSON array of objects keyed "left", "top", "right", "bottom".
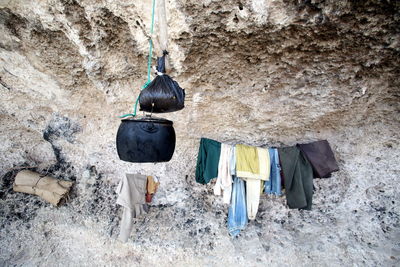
[{"left": 13, "top": 170, "right": 73, "bottom": 206}]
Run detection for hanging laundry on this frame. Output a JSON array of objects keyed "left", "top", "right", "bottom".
[
  {"left": 214, "top": 144, "right": 234, "bottom": 204},
  {"left": 195, "top": 138, "right": 221, "bottom": 184},
  {"left": 279, "top": 151, "right": 286, "bottom": 190},
  {"left": 235, "top": 144, "right": 270, "bottom": 220},
  {"left": 235, "top": 144, "right": 260, "bottom": 179},
  {"left": 297, "top": 140, "right": 339, "bottom": 178},
  {"left": 227, "top": 177, "right": 248, "bottom": 237},
  {"left": 257, "top": 147, "right": 270, "bottom": 180},
  {"left": 264, "top": 148, "right": 282, "bottom": 196},
  {"left": 116, "top": 173, "right": 148, "bottom": 242},
  {"left": 230, "top": 145, "right": 236, "bottom": 176},
  {"left": 146, "top": 176, "right": 160, "bottom": 203},
  {"left": 278, "top": 146, "right": 314, "bottom": 210}
]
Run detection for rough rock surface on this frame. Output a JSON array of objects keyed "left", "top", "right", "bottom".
[{"left": 0, "top": 0, "right": 399, "bottom": 266}]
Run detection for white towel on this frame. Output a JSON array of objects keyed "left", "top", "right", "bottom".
[{"left": 214, "top": 144, "right": 233, "bottom": 204}]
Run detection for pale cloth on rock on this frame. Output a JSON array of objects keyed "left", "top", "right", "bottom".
[
  {"left": 245, "top": 179, "right": 261, "bottom": 220},
  {"left": 214, "top": 144, "right": 233, "bottom": 204},
  {"left": 257, "top": 147, "right": 270, "bottom": 181}
]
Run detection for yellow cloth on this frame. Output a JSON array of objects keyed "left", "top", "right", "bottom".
[
  {"left": 257, "top": 147, "right": 270, "bottom": 181},
  {"left": 235, "top": 144, "right": 260, "bottom": 179},
  {"left": 146, "top": 176, "right": 159, "bottom": 194},
  {"left": 235, "top": 145, "right": 270, "bottom": 181},
  {"left": 235, "top": 145, "right": 271, "bottom": 220}
]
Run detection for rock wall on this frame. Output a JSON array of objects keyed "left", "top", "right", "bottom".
[{"left": 0, "top": 0, "right": 399, "bottom": 266}]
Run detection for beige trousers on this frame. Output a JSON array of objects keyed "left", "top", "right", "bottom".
[{"left": 116, "top": 173, "right": 148, "bottom": 242}]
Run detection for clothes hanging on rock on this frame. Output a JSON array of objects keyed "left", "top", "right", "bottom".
[
  {"left": 235, "top": 144, "right": 260, "bottom": 179},
  {"left": 194, "top": 137, "right": 339, "bottom": 237},
  {"left": 297, "top": 140, "right": 339, "bottom": 178},
  {"left": 235, "top": 145, "right": 270, "bottom": 220},
  {"left": 214, "top": 144, "right": 234, "bottom": 204},
  {"left": 258, "top": 147, "right": 270, "bottom": 181},
  {"left": 264, "top": 148, "right": 282, "bottom": 196},
  {"left": 230, "top": 146, "right": 236, "bottom": 176},
  {"left": 195, "top": 138, "right": 221, "bottom": 184},
  {"left": 278, "top": 146, "right": 314, "bottom": 210},
  {"left": 116, "top": 173, "right": 148, "bottom": 242},
  {"left": 245, "top": 179, "right": 261, "bottom": 220},
  {"left": 227, "top": 177, "right": 247, "bottom": 237}
]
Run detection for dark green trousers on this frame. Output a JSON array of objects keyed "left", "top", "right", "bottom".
[{"left": 278, "top": 146, "right": 314, "bottom": 210}]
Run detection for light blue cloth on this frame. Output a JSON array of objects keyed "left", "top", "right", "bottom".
[
  {"left": 264, "top": 148, "right": 282, "bottom": 196},
  {"left": 227, "top": 176, "right": 248, "bottom": 237},
  {"left": 230, "top": 146, "right": 236, "bottom": 176}
]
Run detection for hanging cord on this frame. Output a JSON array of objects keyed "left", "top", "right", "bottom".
[{"left": 120, "top": 0, "right": 156, "bottom": 118}]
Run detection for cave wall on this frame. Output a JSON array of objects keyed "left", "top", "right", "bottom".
[{"left": 0, "top": 0, "right": 399, "bottom": 266}]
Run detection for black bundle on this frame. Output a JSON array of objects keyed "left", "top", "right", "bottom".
[{"left": 139, "top": 51, "right": 185, "bottom": 113}]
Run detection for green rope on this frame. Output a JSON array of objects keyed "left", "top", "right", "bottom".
[{"left": 119, "top": 0, "right": 156, "bottom": 118}]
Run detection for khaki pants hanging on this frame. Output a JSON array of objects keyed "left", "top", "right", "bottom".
[
  {"left": 245, "top": 179, "right": 261, "bottom": 220},
  {"left": 116, "top": 174, "right": 148, "bottom": 242}
]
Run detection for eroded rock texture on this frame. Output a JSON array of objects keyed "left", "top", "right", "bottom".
[{"left": 0, "top": 0, "right": 399, "bottom": 266}]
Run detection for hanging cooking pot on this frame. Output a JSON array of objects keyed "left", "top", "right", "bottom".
[{"left": 116, "top": 116, "right": 176, "bottom": 163}]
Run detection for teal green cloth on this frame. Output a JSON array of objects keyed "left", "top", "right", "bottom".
[
  {"left": 278, "top": 146, "right": 314, "bottom": 210},
  {"left": 195, "top": 138, "right": 221, "bottom": 184}
]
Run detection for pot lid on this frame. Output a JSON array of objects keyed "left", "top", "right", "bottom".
[{"left": 121, "top": 115, "right": 173, "bottom": 124}]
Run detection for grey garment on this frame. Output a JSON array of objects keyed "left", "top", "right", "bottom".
[{"left": 116, "top": 173, "right": 148, "bottom": 242}]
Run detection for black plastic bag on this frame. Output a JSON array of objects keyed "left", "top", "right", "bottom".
[{"left": 139, "top": 51, "right": 185, "bottom": 113}]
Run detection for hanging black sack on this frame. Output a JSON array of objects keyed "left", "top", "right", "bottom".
[{"left": 139, "top": 51, "right": 185, "bottom": 113}]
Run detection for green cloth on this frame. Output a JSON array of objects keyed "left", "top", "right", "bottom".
[
  {"left": 195, "top": 138, "right": 221, "bottom": 184},
  {"left": 278, "top": 146, "right": 314, "bottom": 210}
]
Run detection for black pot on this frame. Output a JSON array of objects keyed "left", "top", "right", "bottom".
[{"left": 116, "top": 117, "right": 176, "bottom": 163}]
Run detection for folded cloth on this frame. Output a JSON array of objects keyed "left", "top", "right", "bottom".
[
  {"left": 297, "top": 140, "right": 339, "bottom": 178},
  {"left": 227, "top": 177, "right": 248, "bottom": 237},
  {"left": 147, "top": 176, "right": 160, "bottom": 194},
  {"left": 214, "top": 143, "right": 233, "bottom": 204},
  {"left": 195, "top": 138, "right": 221, "bottom": 184},
  {"left": 146, "top": 176, "right": 160, "bottom": 203},
  {"left": 116, "top": 173, "right": 148, "bottom": 242},
  {"left": 278, "top": 146, "right": 314, "bottom": 210},
  {"left": 235, "top": 144, "right": 260, "bottom": 179}
]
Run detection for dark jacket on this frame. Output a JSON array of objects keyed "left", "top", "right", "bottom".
[
  {"left": 278, "top": 146, "right": 314, "bottom": 210},
  {"left": 297, "top": 140, "right": 339, "bottom": 178}
]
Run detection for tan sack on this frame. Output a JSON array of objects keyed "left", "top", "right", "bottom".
[{"left": 13, "top": 170, "right": 73, "bottom": 206}]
